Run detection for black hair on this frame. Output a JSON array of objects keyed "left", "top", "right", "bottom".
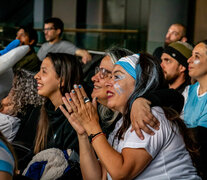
[
  {"left": 34, "top": 53, "right": 83, "bottom": 154},
  {"left": 46, "top": 53, "right": 83, "bottom": 95},
  {"left": 18, "top": 26, "right": 38, "bottom": 47},
  {"left": 44, "top": 17, "right": 64, "bottom": 36}
]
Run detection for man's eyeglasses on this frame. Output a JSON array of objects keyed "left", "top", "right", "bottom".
[
  {"left": 95, "top": 66, "right": 112, "bottom": 79},
  {"left": 43, "top": 28, "right": 56, "bottom": 31}
]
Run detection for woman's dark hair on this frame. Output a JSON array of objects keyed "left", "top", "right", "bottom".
[
  {"left": 34, "top": 53, "right": 83, "bottom": 154},
  {"left": 116, "top": 53, "right": 199, "bottom": 170},
  {"left": 46, "top": 53, "right": 83, "bottom": 95},
  {"left": 18, "top": 26, "right": 38, "bottom": 47},
  {"left": 44, "top": 17, "right": 64, "bottom": 36}
]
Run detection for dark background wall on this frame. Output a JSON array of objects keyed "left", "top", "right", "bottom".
[
  {"left": 0, "top": 0, "right": 34, "bottom": 27},
  {"left": 0, "top": 0, "right": 206, "bottom": 53}
]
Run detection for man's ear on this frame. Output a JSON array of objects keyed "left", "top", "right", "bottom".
[
  {"left": 179, "top": 65, "right": 186, "bottom": 73},
  {"left": 56, "top": 29, "right": 61, "bottom": 37},
  {"left": 181, "top": 36, "right": 187, "bottom": 42}
]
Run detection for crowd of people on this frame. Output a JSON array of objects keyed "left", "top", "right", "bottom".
[{"left": 0, "top": 17, "right": 206, "bottom": 180}]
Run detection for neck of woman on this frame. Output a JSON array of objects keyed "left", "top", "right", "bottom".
[
  {"left": 198, "top": 76, "right": 207, "bottom": 95},
  {"left": 49, "top": 92, "right": 63, "bottom": 110}
]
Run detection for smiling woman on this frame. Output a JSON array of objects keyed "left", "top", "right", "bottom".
[
  {"left": 60, "top": 53, "right": 201, "bottom": 180},
  {"left": 33, "top": 53, "right": 83, "bottom": 156}
]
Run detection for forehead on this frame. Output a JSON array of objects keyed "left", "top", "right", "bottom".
[
  {"left": 113, "top": 64, "right": 127, "bottom": 73},
  {"left": 161, "top": 53, "right": 178, "bottom": 62},
  {"left": 17, "top": 28, "right": 26, "bottom": 35},
  {"left": 193, "top": 43, "right": 207, "bottom": 55},
  {"left": 100, "top": 55, "right": 114, "bottom": 71},
  {"left": 41, "top": 57, "right": 54, "bottom": 68},
  {"left": 44, "top": 23, "right": 54, "bottom": 28},
  {"left": 113, "top": 65, "right": 135, "bottom": 83},
  {"left": 169, "top": 25, "right": 183, "bottom": 33},
  {"left": 1, "top": 96, "right": 11, "bottom": 105}
]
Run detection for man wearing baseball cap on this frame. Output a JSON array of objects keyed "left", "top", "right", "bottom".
[{"left": 160, "top": 41, "right": 193, "bottom": 93}]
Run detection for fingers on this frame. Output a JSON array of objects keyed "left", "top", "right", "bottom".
[
  {"left": 138, "top": 121, "right": 155, "bottom": 136},
  {"left": 134, "top": 127, "right": 145, "bottom": 140},
  {"left": 59, "top": 104, "right": 86, "bottom": 135},
  {"left": 65, "top": 93, "right": 78, "bottom": 113},
  {"left": 78, "top": 84, "right": 88, "bottom": 98},
  {"left": 59, "top": 104, "right": 71, "bottom": 120},
  {"left": 73, "top": 84, "right": 91, "bottom": 108},
  {"left": 143, "top": 113, "right": 160, "bottom": 130},
  {"left": 76, "top": 84, "right": 94, "bottom": 110},
  {"left": 73, "top": 84, "right": 84, "bottom": 105},
  {"left": 62, "top": 96, "right": 73, "bottom": 114},
  {"left": 152, "top": 116, "right": 160, "bottom": 130},
  {"left": 142, "top": 101, "right": 151, "bottom": 112},
  {"left": 92, "top": 97, "right": 97, "bottom": 111}
]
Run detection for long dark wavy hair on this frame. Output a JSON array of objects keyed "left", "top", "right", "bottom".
[
  {"left": 34, "top": 53, "right": 83, "bottom": 154},
  {"left": 116, "top": 53, "right": 199, "bottom": 170}
]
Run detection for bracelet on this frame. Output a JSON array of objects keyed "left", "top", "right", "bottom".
[{"left": 88, "top": 132, "right": 106, "bottom": 143}]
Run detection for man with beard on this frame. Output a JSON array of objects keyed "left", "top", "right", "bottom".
[
  {"left": 13, "top": 26, "right": 41, "bottom": 72},
  {"left": 160, "top": 41, "right": 193, "bottom": 93},
  {"left": 37, "top": 17, "right": 91, "bottom": 64},
  {"left": 153, "top": 23, "right": 187, "bottom": 62}
]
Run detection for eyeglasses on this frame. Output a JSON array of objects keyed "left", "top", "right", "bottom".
[
  {"left": 43, "top": 27, "right": 56, "bottom": 31},
  {"left": 95, "top": 66, "right": 112, "bottom": 79}
]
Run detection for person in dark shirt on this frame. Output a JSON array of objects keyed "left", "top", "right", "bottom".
[
  {"left": 33, "top": 53, "right": 83, "bottom": 154},
  {"left": 13, "top": 26, "right": 41, "bottom": 73},
  {"left": 160, "top": 41, "right": 193, "bottom": 93}
]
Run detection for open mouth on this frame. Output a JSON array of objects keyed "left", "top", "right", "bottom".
[
  {"left": 107, "top": 91, "right": 114, "bottom": 98},
  {"left": 37, "top": 83, "right": 43, "bottom": 90}
]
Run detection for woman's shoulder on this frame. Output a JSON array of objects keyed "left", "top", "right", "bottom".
[
  {"left": 0, "top": 139, "right": 14, "bottom": 175},
  {"left": 0, "top": 113, "right": 20, "bottom": 125},
  {"left": 150, "top": 106, "right": 179, "bottom": 137}
]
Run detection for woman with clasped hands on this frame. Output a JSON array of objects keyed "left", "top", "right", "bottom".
[{"left": 60, "top": 53, "right": 200, "bottom": 180}]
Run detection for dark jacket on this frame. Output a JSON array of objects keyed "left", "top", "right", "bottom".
[{"left": 45, "top": 100, "right": 78, "bottom": 152}]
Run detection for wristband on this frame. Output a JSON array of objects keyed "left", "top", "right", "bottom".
[{"left": 88, "top": 132, "right": 105, "bottom": 143}]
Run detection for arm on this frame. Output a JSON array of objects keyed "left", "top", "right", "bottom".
[
  {"left": 142, "top": 89, "right": 184, "bottom": 113},
  {"left": 67, "top": 85, "right": 153, "bottom": 179},
  {"left": 0, "top": 172, "right": 12, "bottom": 180},
  {"left": 0, "top": 39, "right": 20, "bottom": 56},
  {"left": 130, "top": 88, "right": 184, "bottom": 139},
  {"left": 75, "top": 49, "right": 92, "bottom": 64},
  {"left": 78, "top": 134, "right": 103, "bottom": 180},
  {"left": 60, "top": 96, "right": 103, "bottom": 180},
  {"left": 91, "top": 134, "right": 152, "bottom": 179}
]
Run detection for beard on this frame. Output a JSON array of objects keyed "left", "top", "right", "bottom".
[
  {"left": 164, "top": 36, "right": 183, "bottom": 47},
  {"left": 45, "top": 35, "right": 56, "bottom": 42},
  {"left": 164, "top": 39, "right": 171, "bottom": 47},
  {"left": 164, "top": 72, "right": 179, "bottom": 85}
]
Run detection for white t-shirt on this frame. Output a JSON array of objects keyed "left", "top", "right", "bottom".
[
  {"left": 0, "top": 113, "right": 20, "bottom": 142},
  {"left": 107, "top": 107, "right": 200, "bottom": 180}
]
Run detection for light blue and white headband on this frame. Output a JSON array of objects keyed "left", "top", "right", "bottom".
[{"left": 115, "top": 53, "right": 140, "bottom": 80}]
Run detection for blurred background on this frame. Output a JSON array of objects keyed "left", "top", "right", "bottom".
[{"left": 0, "top": 0, "right": 206, "bottom": 53}]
